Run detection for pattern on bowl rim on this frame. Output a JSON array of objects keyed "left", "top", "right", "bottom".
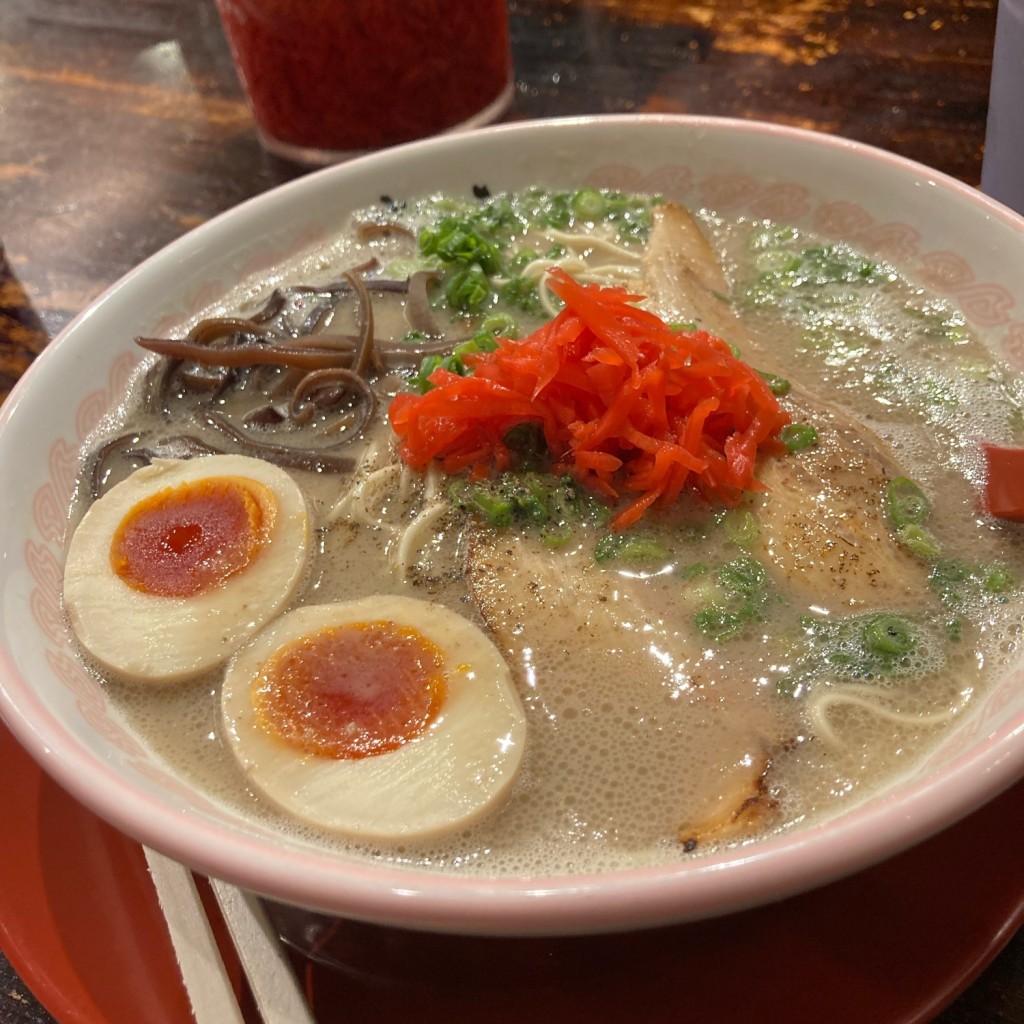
[{"left": 5, "top": 115, "right": 1024, "bottom": 935}]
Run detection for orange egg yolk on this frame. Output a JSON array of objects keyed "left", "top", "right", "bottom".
[
  {"left": 110, "top": 475, "right": 276, "bottom": 598},
  {"left": 252, "top": 621, "right": 447, "bottom": 759}
]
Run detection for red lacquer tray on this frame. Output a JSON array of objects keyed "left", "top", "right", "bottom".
[{"left": 2, "top": 719, "right": 1022, "bottom": 1024}]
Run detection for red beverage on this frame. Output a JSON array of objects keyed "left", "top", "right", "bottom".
[{"left": 215, "top": 0, "right": 514, "bottom": 162}]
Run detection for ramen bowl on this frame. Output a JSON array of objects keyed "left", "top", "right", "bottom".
[{"left": 2, "top": 115, "right": 1024, "bottom": 937}]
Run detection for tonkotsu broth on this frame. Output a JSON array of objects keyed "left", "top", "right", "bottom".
[{"left": 70, "top": 188, "right": 1024, "bottom": 875}]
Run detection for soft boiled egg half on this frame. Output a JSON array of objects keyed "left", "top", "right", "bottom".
[
  {"left": 63, "top": 453, "right": 310, "bottom": 682},
  {"left": 220, "top": 595, "right": 527, "bottom": 840}
]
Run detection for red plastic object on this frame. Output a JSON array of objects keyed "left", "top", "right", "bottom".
[{"left": 983, "top": 442, "right": 1024, "bottom": 520}]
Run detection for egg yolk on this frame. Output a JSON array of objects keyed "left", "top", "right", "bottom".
[
  {"left": 252, "top": 621, "right": 447, "bottom": 759},
  {"left": 110, "top": 476, "right": 276, "bottom": 598}
]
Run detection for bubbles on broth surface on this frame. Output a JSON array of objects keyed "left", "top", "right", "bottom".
[{"left": 71, "top": 193, "right": 1024, "bottom": 876}]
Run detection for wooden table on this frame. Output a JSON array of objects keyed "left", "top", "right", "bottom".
[{"left": 1, "top": 0, "right": 1020, "bottom": 1021}]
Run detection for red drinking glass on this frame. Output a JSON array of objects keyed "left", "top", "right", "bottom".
[{"left": 215, "top": 0, "right": 514, "bottom": 163}]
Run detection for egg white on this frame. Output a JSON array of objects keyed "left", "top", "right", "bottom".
[
  {"left": 63, "top": 454, "right": 310, "bottom": 683},
  {"left": 220, "top": 595, "right": 527, "bottom": 841}
]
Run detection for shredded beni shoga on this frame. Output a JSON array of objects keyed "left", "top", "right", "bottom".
[{"left": 389, "top": 269, "right": 792, "bottom": 531}]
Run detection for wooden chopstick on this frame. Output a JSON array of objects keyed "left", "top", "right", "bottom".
[
  {"left": 143, "top": 847, "right": 246, "bottom": 1024},
  {"left": 144, "top": 847, "right": 316, "bottom": 1023},
  {"left": 208, "top": 879, "right": 317, "bottom": 1024}
]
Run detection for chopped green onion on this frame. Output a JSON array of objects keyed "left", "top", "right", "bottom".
[
  {"left": 540, "top": 520, "right": 573, "bottom": 547},
  {"left": 445, "top": 266, "right": 490, "bottom": 312},
  {"left": 717, "top": 556, "right": 767, "bottom": 596},
  {"left": 542, "top": 192, "right": 573, "bottom": 229},
  {"left": 723, "top": 508, "right": 759, "bottom": 546},
  {"left": 795, "top": 610, "right": 932, "bottom": 682},
  {"left": 453, "top": 332, "right": 499, "bottom": 360},
  {"left": 512, "top": 476, "right": 551, "bottom": 525},
  {"left": 399, "top": 329, "right": 429, "bottom": 344},
  {"left": 896, "top": 523, "right": 943, "bottom": 560},
  {"left": 929, "top": 558, "right": 1016, "bottom": 608},
  {"left": 780, "top": 423, "right": 818, "bottom": 453},
  {"left": 469, "top": 490, "right": 515, "bottom": 527},
  {"left": 885, "top": 476, "right": 930, "bottom": 528},
  {"left": 930, "top": 559, "right": 970, "bottom": 586},
  {"left": 549, "top": 476, "right": 609, "bottom": 528},
  {"left": 386, "top": 256, "right": 434, "bottom": 279},
  {"left": 982, "top": 563, "right": 1015, "bottom": 594},
  {"left": 411, "top": 354, "right": 445, "bottom": 393},
  {"left": 690, "top": 556, "right": 772, "bottom": 641},
  {"left": 419, "top": 217, "right": 502, "bottom": 274},
  {"left": 480, "top": 313, "right": 519, "bottom": 338},
  {"left": 411, "top": 327, "right": 504, "bottom": 393},
  {"left": 677, "top": 562, "right": 708, "bottom": 582},
  {"left": 694, "top": 606, "right": 748, "bottom": 641},
  {"left": 449, "top": 471, "right": 610, "bottom": 540},
  {"left": 571, "top": 188, "right": 607, "bottom": 221},
  {"left": 500, "top": 276, "right": 543, "bottom": 315},
  {"left": 507, "top": 248, "right": 540, "bottom": 273},
  {"left": 594, "top": 533, "right": 670, "bottom": 564},
  {"left": 759, "top": 371, "right": 792, "bottom": 396},
  {"left": 860, "top": 614, "right": 916, "bottom": 658}
]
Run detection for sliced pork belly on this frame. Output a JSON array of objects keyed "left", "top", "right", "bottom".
[
  {"left": 750, "top": 411, "right": 927, "bottom": 611},
  {"left": 641, "top": 202, "right": 931, "bottom": 611},
  {"left": 466, "top": 529, "right": 786, "bottom": 849},
  {"left": 642, "top": 202, "right": 780, "bottom": 371}
]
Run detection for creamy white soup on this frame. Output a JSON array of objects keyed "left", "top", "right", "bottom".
[{"left": 64, "top": 187, "right": 1024, "bottom": 875}]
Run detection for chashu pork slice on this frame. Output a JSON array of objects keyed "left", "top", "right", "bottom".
[
  {"left": 641, "top": 202, "right": 931, "bottom": 612},
  {"left": 750, "top": 407, "right": 927, "bottom": 612},
  {"left": 641, "top": 201, "right": 777, "bottom": 365},
  {"left": 466, "top": 528, "right": 787, "bottom": 850}
]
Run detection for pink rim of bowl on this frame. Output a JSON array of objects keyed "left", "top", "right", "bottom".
[{"left": 3, "top": 114, "right": 1024, "bottom": 937}]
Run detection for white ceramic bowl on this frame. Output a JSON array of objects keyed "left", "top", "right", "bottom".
[{"left": 3, "top": 115, "right": 1024, "bottom": 937}]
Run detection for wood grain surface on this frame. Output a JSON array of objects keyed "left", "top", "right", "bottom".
[{"left": 1, "top": 0, "right": 1018, "bottom": 1021}]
